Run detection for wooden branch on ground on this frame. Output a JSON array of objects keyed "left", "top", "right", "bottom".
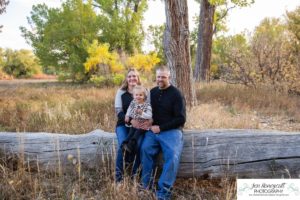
[{"left": 0, "top": 129, "right": 300, "bottom": 178}]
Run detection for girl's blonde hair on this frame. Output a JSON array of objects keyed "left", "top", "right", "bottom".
[
  {"left": 133, "top": 85, "right": 148, "bottom": 100},
  {"left": 120, "top": 68, "right": 141, "bottom": 91}
]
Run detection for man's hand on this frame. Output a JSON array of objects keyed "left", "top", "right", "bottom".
[
  {"left": 131, "top": 119, "right": 153, "bottom": 130},
  {"left": 150, "top": 125, "right": 160, "bottom": 134},
  {"left": 131, "top": 119, "right": 140, "bottom": 129},
  {"left": 139, "top": 119, "right": 152, "bottom": 130}
]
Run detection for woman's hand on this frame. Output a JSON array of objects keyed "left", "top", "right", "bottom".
[
  {"left": 125, "top": 116, "right": 129, "bottom": 123},
  {"left": 150, "top": 125, "right": 160, "bottom": 134}
]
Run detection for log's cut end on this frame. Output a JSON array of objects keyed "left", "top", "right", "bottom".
[{"left": 1, "top": 129, "right": 300, "bottom": 178}]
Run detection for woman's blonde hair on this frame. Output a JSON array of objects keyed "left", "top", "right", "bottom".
[{"left": 120, "top": 68, "right": 141, "bottom": 91}]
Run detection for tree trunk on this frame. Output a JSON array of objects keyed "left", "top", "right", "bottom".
[
  {"left": 1, "top": 129, "right": 300, "bottom": 178},
  {"left": 194, "top": 0, "right": 215, "bottom": 82},
  {"left": 163, "top": 0, "right": 196, "bottom": 107}
]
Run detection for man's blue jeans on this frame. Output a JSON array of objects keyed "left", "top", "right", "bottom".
[
  {"left": 115, "top": 125, "right": 144, "bottom": 182},
  {"left": 141, "top": 129, "right": 183, "bottom": 200}
]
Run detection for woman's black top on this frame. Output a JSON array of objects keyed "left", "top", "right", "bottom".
[{"left": 116, "top": 91, "right": 133, "bottom": 127}]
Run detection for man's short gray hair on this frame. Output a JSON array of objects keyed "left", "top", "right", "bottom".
[{"left": 156, "top": 66, "right": 170, "bottom": 74}]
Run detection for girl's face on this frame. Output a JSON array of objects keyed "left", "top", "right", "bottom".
[
  {"left": 134, "top": 90, "right": 145, "bottom": 103},
  {"left": 127, "top": 71, "right": 139, "bottom": 87}
]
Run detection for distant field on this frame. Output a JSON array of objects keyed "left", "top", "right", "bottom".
[{"left": 0, "top": 79, "right": 58, "bottom": 87}]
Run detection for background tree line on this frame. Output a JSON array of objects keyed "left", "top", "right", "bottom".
[
  {"left": 16, "top": 0, "right": 158, "bottom": 83},
  {"left": 214, "top": 9, "right": 300, "bottom": 94},
  {"left": 1, "top": 0, "right": 300, "bottom": 99},
  {"left": 151, "top": 1, "right": 300, "bottom": 95}
]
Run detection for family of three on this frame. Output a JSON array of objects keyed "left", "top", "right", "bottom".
[{"left": 114, "top": 66, "right": 186, "bottom": 200}]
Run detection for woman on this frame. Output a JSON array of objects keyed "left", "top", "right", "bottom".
[{"left": 114, "top": 68, "right": 143, "bottom": 182}]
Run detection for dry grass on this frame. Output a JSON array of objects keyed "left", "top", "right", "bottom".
[
  {"left": 186, "top": 102, "right": 259, "bottom": 130},
  {"left": 0, "top": 150, "right": 233, "bottom": 200},
  {"left": 194, "top": 81, "right": 300, "bottom": 131},
  {"left": 0, "top": 83, "right": 116, "bottom": 133},
  {"left": 0, "top": 80, "right": 300, "bottom": 199},
  {"left": 1, "top": 81, "right": 299, "bottom": 133},
  {"left": 197, "top": 82, "right": 300, "bottom": 118},
  {"left": 0, "top": 149, "right": 156, "bottom": 200}
]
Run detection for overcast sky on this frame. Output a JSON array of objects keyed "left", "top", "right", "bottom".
[{"left": 0, "top": 0, "right": 299, "bottom": 51}]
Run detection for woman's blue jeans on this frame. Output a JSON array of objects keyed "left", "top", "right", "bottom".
[
  {"left": 141, "top": 129, "right": 183, "bottom": 200},
  {"left": 115, "top": 125, "right": 144, "bottom": 182}
]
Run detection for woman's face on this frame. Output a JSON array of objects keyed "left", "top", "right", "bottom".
[{"left": 127, "top": 71, "right": 139, "bottom": 87}]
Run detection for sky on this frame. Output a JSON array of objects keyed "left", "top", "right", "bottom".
[{"left": 0, "top": 0, "right": 299, "bottom": 51}]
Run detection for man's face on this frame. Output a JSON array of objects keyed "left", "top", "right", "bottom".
[{"left": 156, "top": 70, "right": 170, "bottom": 89}]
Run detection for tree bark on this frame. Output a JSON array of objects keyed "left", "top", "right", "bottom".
[
  {"left": 163, "top": 0, "right": 196, "bottom": 107},
  {"left": 1, "top": 129, "right": 300, "bottom": 178},
  {"left": 194, "top": 0, "right": 215, "bottom": 82}
]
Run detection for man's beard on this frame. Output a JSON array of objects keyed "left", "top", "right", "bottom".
[{"left": 158, "top": 81, "right": 167, "bottom": 89}]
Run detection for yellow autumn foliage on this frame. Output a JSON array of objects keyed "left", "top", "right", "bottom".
[
  {"left": 84, "top": 40, "right": 124, "bottom": 73},
  {"left": 127, "top": 53, "right": 160, "bottom": 72}
]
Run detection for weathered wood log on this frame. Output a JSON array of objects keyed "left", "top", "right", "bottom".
[{"left": 0, "top": 129, "right": 300, "bottom": 178}]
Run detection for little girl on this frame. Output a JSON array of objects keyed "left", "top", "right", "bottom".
[{"left": 122, "top": 85, "right": 152, "bottom": 154}]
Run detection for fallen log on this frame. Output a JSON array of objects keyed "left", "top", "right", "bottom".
[{"left": 0, "top": 129, "right": 300, "bottom": 178}]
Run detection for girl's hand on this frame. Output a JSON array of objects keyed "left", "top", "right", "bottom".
[
  {"left": 125, "top": 116, "right": 129, "bottom": 123},
  {"left": 135, "top": 109, "right": 142, "bottom": 115}
]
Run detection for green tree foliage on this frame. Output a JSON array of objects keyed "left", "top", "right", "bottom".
[
  {"left": 0, "top": 0, "right": 8, "bottom": 14},
  {"left": 193, "top": 0, "right": 254, "bottom": 81},
  {"left": 20, "top": 0, "right": 100, "bottom": 82},
  {"left": 94, "top": 0, "right": 147, "bottom": 54},
  {"left": 217, "top": 17, "right": 300, "bottom": 93},
  {"left": 0, "top": 48, "right": 4, "bottom": 67},
  {"left": 215, "top": 33, "right": 257, "bottom": 86},
  {"left": 147, "top": 25, "right": 165, "bottom": 64},
  {"left": 286, "top": 7, "right": 300, "bottom": 94},
  {"left": 251, "top": 18, "right": 297, "bottom": 89},
  {"left": 21, "top": 0, "right": 148, "bottom": 82},
  {"left": 287, "top": 6, "right": 300, "bottom": 42},
  {"left": 0, "top": 48, "right": 9, "bottom": 79},
  {"left": 0, "top": 0, "right": 9, "bottom": 32},
  {"left": 2, "top": 49, "right": 41, "bottom": 78}
]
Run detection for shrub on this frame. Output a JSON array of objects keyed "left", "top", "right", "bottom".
[
  {"left": 0, "top": 68, "right": 12, "bottom": 80},
  {"left": 58, "top": 72, "right": 71, "bottom": 82},
  {"left": 2, "top": 49, "right": 41, "bottom": 78},
  {"left": 89, "top": 75, "right": 107, "bottom": 87},
  {"left": 112, "top": 74, "right": 125, "bottom": 86}
]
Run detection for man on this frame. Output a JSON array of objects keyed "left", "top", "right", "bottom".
[{"left": 140, "top": 66, "right": 186, "bottom": 200}]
